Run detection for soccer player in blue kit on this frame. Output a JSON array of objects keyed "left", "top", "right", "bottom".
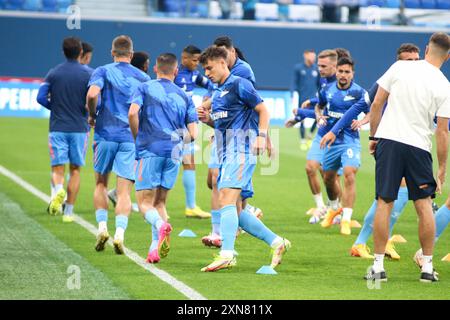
[
  {"left": 174, "top": 45, "right": 211, "bottom": 219},
  {"left": 86, "top": 35, "right": 150, "bottom": 254},
  {"left": 321, "top": 44, "right": 421, "bottom": 257},
  {"left": 129, "top": 53, "right": 198, "bottom": 263},
  {"left": 315, "top": 57, "right": 370, "bottom": 235},
  {"left": 202, "top": 36, "right": 264, "bottom": 247},
  {"left": 37, "top": 37, "right": 92, "bottom": 221},
  {"left": 197, "top": 46, "right": 290, "bottom": 272}
]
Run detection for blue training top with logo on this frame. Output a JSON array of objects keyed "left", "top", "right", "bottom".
[
  {"left": 88, "top": 62, "right": 151, "bottom": 143},
  {"left": 317, "top": 80, "right": 369, "bottom": 144},
  {"left": 130, "top": 78, "right": 198, "bottom": 160},
  {"left": 309, "top": 74, "right": 336, "bottom": 106},
  {"left": 210, "top": 74, "right": 263, "bottom": 159},
  {"left": 174, "top": 64, "right": 210, "bottom": 96}
]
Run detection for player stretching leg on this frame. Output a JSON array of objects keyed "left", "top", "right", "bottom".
[{"left": 198, "top": 46, "right": 290, "bottom": 272}]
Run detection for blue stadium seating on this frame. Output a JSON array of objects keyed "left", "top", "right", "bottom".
[
  {"left": 4, "top": 0, "right": 25, "bottom": 10},
  {"left": 23, "top": 0, "right": 41, "bottom": 11},
  {"left": 436, "top": 0, "right": 450, "bottom": 9},
  {"left": 57, "top": 0, "right": 72, "bottom": 12},
  {"left": 41, "top": 0, "right": 57, "bottom": 11},
  {"left": 385, "top": 0, "right": 400, "bottom": 7},
  {"left": 404, "top": 0, "right": 421, "bottom": 8},
  {"left": 420, "top": 0, "right": 436, "bottom": 8},
  {"left": 259, "top": 0, "right": 275, "bottom": 3},
  {"left": 294, "top": 0, "right": 320, "bottom": 4},
  {"left": 367, "top": 0, "right": 385, "bottom": 7}
]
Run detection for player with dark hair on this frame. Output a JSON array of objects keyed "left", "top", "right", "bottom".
[
  {"left": 316, "top": 57, "right": 370, "bottom": 235},
  {"left": 80, "top": 42, "right": 94, "bottom": 68},
  {"left": 320, "top": 43, "right": 420, "bottom": 259},
  {"left": 86, "top": 35, "right": 150, "bottom": 255},
  {"left": 174, "top": 45, "right": 211, "bottom": 219},
  {"left": 131, "top": 51, "right": 150, "bottom": 73},
  {"left": 37, "top": 37, "right": 92, "bottom": 222}
]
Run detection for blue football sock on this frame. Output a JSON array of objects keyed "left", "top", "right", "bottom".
[
  {"left": 220, "top": 205, "right": 239, "bottom": 251},
  {"left": 149, "top": 225, "right": 159, "bottom": 252},
  {"left": 239, "top": 208, "right": 277, "bottom": 246},
  {"left": 354, "top": 200, "right": 377, "bottom": 245},
  {"left": 144, "top": 209, "right": 163, "bottom": 231},
  {"left": 211, "top": 210, "right": 221, "bottom": 235},
  {"left": 435, "top": 205, "right": 450, "bottom": 241},
  {"left": 183, "top": 170, "right": 196, "bottom": 209},
  {"left": 95, "top": 209, "right": 108, "bottom": 223},
  {"left": 389, "top": 186, "right": 408, "bottom": 237},
  {"left": 115, "top": 215, "right": 128, "bottom": 231}
]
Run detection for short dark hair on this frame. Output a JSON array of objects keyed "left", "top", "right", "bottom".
[
  {"left": 335, "top": 47, "right": 351, "bottom": 60},
  {"left": 213, "top": 36, "right": 233, "bottom": 49},
  {"left": 112, "top": 35, "right": 133, "bottom": 57},
  {"left": 183, "top": 45, "right": 201, "bottom": 55},
  {"left": 199, "top": 46, "right": 228, "bottom": 65},
  {"left": 396, "top": 43, "right": 420, "bottom": 58},
  {"left": 304, "top": 49, "right": 315, "bottom": 53},
  {"left": 429, "top": 32, "right": 450, "bottom": 55},
  {"left": 131, "top": 51, "right": 150, "bottom": 72},
  {"left": 62, "top": 37, "right": 82, "bottom": 60},
  {"left": 156, "top": 53, "right": 177, "bottom": 75},
  {"left": 337, "top": 57, "right": 354, "bottom": 69},
  {"left": 82, "top": 42, "right": 93, "bottom": 55}
]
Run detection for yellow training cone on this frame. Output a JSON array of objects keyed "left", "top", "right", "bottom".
[
  {"left": 390, "top": 234, "right": 407, "bottom": 243},
  {"left": 441, "top": 254, "right": 450, "bottom": 262},
  {"left": 350, "top": 220, "right": 361, "bottom": 228}
]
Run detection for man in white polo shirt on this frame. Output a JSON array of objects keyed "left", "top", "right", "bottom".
[{"left": 366, "top": 32, "right": 450, "bottom": 283}]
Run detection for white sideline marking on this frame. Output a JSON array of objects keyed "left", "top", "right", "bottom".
[{"left": 0, "top": 165, "right": 206, "bottom": 300}]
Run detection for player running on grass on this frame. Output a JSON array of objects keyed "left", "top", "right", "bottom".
[
  {"left": 37, "top": 37, "right": 92, "bottom": 222},
  {"left": 129, "top": 53, "right": 198, "bottom": 263},
  {"left": 174, "top": 45, "right": 211, "bottom": 219},
  {"left": 86, "top": 35, "right": 150, "bottom": 254},
  {"left": 197, "top": 46, "right": 290, "bottom": 272}
]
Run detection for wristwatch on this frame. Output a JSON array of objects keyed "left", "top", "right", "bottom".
[
  {"left": 258, "top": 132, "right": 267, "bottom": 138},
  {"left": 369, "top": 136, "right": 379, "bottom": 141}
]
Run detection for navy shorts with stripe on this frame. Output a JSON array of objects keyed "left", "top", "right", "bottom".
[{"left": 375, "top": 139, "right": 436, "bottom": 201}]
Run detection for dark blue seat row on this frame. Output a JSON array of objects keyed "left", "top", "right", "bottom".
[
  {"left": 260, "top": 0, "right": 449, "bottom": 9},
  {"left": 0, "top": 0, "right": 73, "bottom": 12}
]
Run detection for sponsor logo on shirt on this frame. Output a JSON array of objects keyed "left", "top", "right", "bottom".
[
  {"left": 328, "top": 110, "right": 344, "bottom": 119},
  {"left": 211, "top": 111, "right": 228, "bottom": 121},
  {"left": 220, "top": 90, "right": 230, "bottom": 98},
  {"left": 343, "top": 95, "right": 356, "bottom": 101}
]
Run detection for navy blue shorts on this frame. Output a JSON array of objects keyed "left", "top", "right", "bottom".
[{"left": 375, "top": 139, "right": 436, "bottom": 201}]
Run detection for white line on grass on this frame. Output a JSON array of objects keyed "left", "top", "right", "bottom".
[{"left": 0, "top": 164, "right": 206, "bottom": 300}]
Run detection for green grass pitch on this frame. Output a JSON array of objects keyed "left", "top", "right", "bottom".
[{"left": 0, "top": 117, "right": 448, "bottom": 300}]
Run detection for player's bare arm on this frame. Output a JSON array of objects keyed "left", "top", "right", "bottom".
[
  {"left": 435, "top": 116, "right": 449, "bottom": 194},
  {"left": 369, "top": 86, "right": 389, "bottom": 155},
  {"left": 128, "top": 103, "right": 140, "bottom": 140}
]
